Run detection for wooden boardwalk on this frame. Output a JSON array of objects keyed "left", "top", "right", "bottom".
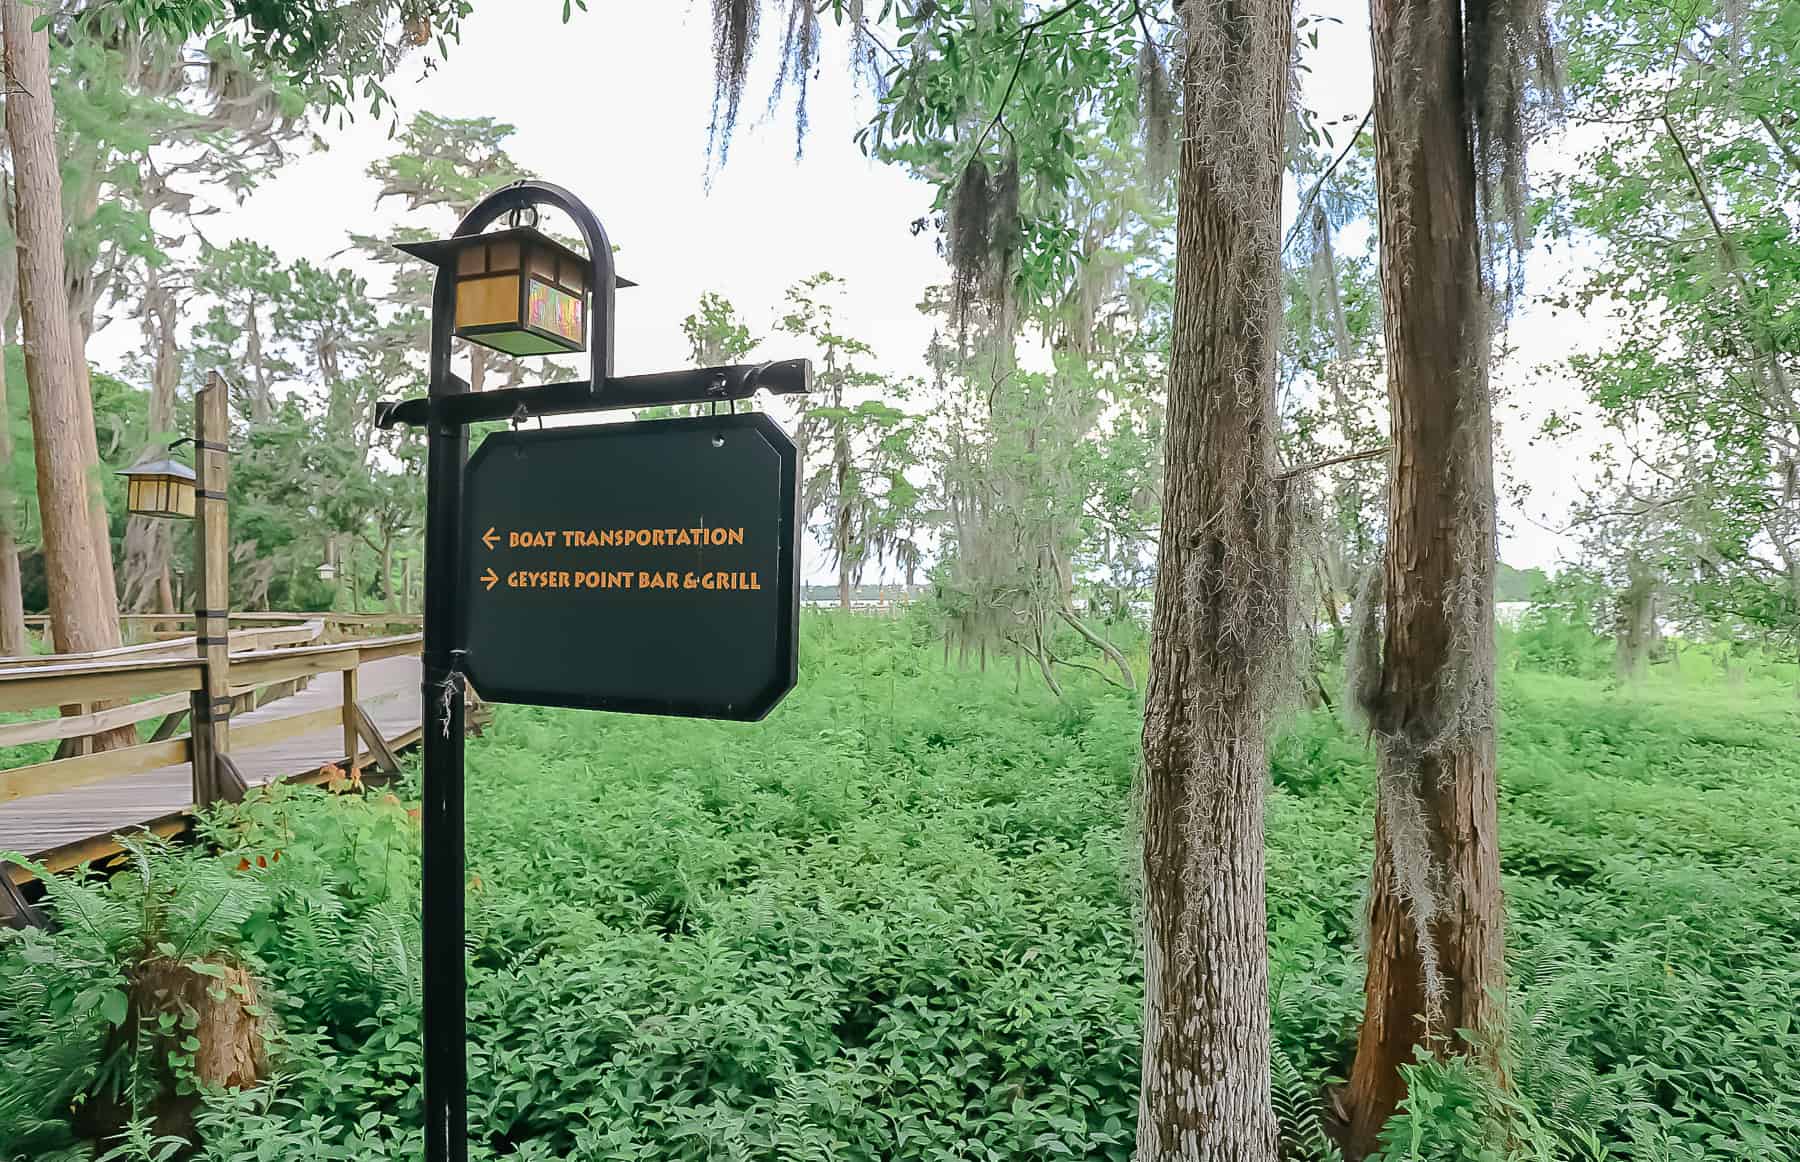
[{"left": 0, "top": 656, "right": 421, "bottom": 861}]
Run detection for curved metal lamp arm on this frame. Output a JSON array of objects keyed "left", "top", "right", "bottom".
[{"left": 431, "top": 179, "right": 618, "bottom": 399}]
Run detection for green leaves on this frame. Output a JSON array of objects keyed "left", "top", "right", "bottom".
[
  {"left": 1546, "top": 0, "right": 1800, "bottom": 656},
  {"left": 61, "top": 1, "right": 471, "bottom": 120},
  {"left": 99, "top": 989, "right": 130, "bottom": 1028}
]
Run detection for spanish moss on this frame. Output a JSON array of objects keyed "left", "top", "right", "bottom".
[
  {"left": 708, "top": 0, "right": 761, "bottom": 168},
  {"left": 1464, "top": 0, "right": 1563, "bottom": 306},
  {"left": 1137, "top": 31, "right": 1177, "bottom": 186},
  {"left": 847, "top": 0, "right": 889, "bottom": 96},
  {"left": 945, "top": 153, "right": 1020, "bottom": 339},
  {"left": 767, "top": 0, "right": 821, "bottom": 160}
]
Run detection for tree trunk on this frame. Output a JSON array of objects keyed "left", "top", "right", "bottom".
[
  {"left": 245, "top": 302, "right": 273, "bottom": 422},
  {"left": 836, "top": 430, "right": 852, "bottom": 610},
  {"left": 1613, "top": 562, "right": 1657, "bottom": 681},
  {"left": 1314, "top": 552, "right": 1345, "bottom": 635},
  {"left": 69, "top": 304, "right": 117, "bottom": 589},
  {"left": 122, "top": 269, "right": 180, "bottom": 612},
  {"left": 0, "top": 236, "right": 29, "bottom": 658},
  {"left": 469, "top": 344, "right": 487, "bottom": 395},
  {"left": 381, "top": 538, "right": 396, "bottom": 610},
  {"left": 1346, "top": 0, "right": 1506, "bottom": 1152},
  {"left": 0, "top": 528, "right": 24, "bottom": 658},
  {"left": 1135, "top": 3, "right": 1291, "bottom": 1159},
  {"left": 3, "top": 2, "right": 131, "bottom": 749}
]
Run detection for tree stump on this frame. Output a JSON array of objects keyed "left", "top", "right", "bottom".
[{"left": 83, "top": 956, "right": 267, "bottom": 1152}]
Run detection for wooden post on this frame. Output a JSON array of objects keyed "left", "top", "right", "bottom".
[
  {"left": 341, "top": 662, "right": 360, "bottom": 778},
  {"left": 190, "top": 372, "right": 242, "bottom": 806},
  {"left": 355, "top": 701, "right": 404, "bottom": 774}
]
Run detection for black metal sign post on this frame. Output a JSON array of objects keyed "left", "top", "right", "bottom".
[{"left": 378, "top": 180, "right": 810, "bottom": 1162}]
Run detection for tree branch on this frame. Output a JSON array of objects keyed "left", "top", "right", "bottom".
[
  {"left": 1278, "top": 445, "right": 1390, "bottom": 480},
  {"left": 1755, "top": 111, "right": 1800, "bottom": 175},
  {"left": 969, "top": 0, "right": 1134, "bottom": 160},
  {"left": 1048, "top": 651, "right": 1129, "bottom": 688},
  {"left": 1661, "top": 110, "right": 1800, "bottom": 434},
  {"left": 1282, "top": 107, "right": 1373, "bottom": 254}
]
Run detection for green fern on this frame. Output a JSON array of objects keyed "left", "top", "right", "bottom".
[
  {"left": 1272, "top": 1039, "right": 1344, "bottom": 1162},
  {"left": 1506, "top": 938, "right": 1654, "bottom": 1144}
]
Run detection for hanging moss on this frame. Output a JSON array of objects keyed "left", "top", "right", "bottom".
[
  {"left": 1466, "top": 0, "right": 1563, "bottom": 303},
  {"left": 766, "top": 0, "right": 821, "bottom": 159},
  {"left": 1137, "top": 33, "right": 1177, "bottom": 185},
  {"left": 944, "top": 153, "right": 1020, "bottom": 339},
  {"left": 847, "top": 0, "right": 889, "bottom": 95},
  {"left": 707, "top": 0, "right": 762, "bottom": 167}
]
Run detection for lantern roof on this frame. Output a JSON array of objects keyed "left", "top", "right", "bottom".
[
  {"left": 394, "top": 226, "right": 636, "bottom": 287},
  {"left": 117, "top": 458, "right": 196, "bottom": 481}
]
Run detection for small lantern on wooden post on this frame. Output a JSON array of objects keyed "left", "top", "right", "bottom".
[
  {"left": 397, "top": 224, "right": 619, "bottom": 358},
  {"left": 118, "top": 459, "right": 197, "bottom": 520}
]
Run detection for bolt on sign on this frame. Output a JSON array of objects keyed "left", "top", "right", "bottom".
[{"left": 461, "top": 413, "right": 800, "bottom": 719}]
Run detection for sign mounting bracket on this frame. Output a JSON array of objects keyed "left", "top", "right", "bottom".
[{"left": 376, "top": 362, "right": 813, "bottom": 433}]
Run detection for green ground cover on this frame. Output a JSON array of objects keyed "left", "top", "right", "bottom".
[{"left": 3, "top": 614, "right": 1798, "bottom": 1160}]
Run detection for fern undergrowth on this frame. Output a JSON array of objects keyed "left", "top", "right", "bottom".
[{"left": 3, "top": 613, "right": 1797, "bottom": 1160}]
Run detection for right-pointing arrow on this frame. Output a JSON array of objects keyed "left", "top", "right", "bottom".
[{"left": 480, "top": 568, "right": 499, "bottom": 591}]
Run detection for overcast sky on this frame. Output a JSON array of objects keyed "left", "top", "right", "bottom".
[{"left": 92, "top": 1, "right": 1612, "bottom": 574}]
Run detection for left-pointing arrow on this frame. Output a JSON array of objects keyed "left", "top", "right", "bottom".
[
  {"left": 482, "top": 526, "right": 499, "bottom": 550},
  {"left": 480, "top": 568, "right": 499, "bottom": 591}
]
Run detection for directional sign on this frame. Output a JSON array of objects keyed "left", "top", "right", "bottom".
[{"left": 460, "top": 412, "right": 800, "bottom": 720}]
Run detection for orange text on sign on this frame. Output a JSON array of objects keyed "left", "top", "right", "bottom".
[
  {"left": 500, "top": 570, "right": 762, "bottom": 591},
  {"left": 506, "top": 527, "right": 747, "bottom": 548}
]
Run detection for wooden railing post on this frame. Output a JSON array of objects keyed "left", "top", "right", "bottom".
[
  {"left": 190, "top": 372, "right": 242, "bottom": 806},
  {"left": 342, "top": 661, "right": 360, "bottom": 778}
]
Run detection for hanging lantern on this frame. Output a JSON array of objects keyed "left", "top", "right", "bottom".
[
  {"left": 397, "top": 225, "right": 624, "bottom": 358},
  {"left": 118, "top": 459, "right": 197, "bottom": 520}
]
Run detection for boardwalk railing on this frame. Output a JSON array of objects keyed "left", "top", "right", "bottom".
[
  {"left": 0, "top": 616, "right": 424, "bottom": 893},
  {"left": 14, "top": 615, "right": 421, "bottom": 651},
  {"left": 18, "top": 610, "right": 423, "bottom": 647},
  {"left": 0, "top": 620, "right": 327, "bottom": 678}
]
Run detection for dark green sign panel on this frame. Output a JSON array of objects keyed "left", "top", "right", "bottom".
[{"left": 460, "top": 413, "right": 800, "bottom": 720}]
